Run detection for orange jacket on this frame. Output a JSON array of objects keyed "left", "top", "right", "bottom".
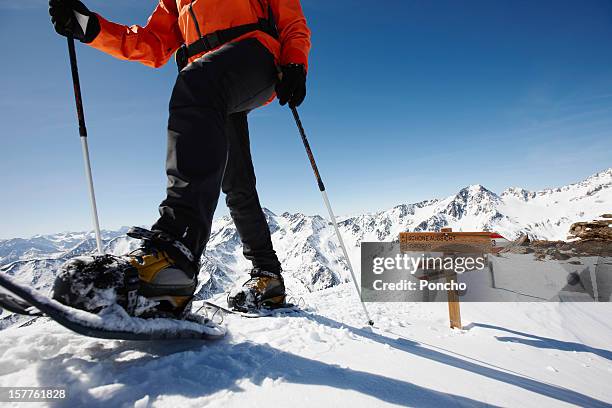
[{"left": 89, "top": 0, "right": 311, "bottom": 70}]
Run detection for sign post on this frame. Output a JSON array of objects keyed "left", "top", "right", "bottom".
[{"left": 399, "top": 229, "right": 492, "bottom": 329}]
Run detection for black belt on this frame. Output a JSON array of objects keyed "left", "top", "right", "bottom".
[{"left": 176, "top": 18, "right": 277, "bottom": 71}]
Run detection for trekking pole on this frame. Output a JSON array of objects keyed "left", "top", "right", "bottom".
[
  {"left": 67, "top": 37, "right": 104, "bottom": 254},
  {"left": 291, "top": 107, "right": 374, "bottom": 326}
]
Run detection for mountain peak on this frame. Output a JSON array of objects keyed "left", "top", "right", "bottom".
[
  {"left": 460, "top": 184, "right": 495, "bottom": 195},
  {"left": 584, "top": 168, "right": 612, "bottom": 184},
  {"left": 501, "top": 187, "right": 535, "bottom": 201},
  {"left": 440, "top": 183, "right": 499, "bottom": 220},
  {"left": 261, "top": 208, "right": 277, "bottom": 217},
  {"left": 456, "top": 184, "right": 498, "bottom": 201}
]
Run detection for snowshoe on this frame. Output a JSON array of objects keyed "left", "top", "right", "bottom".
[
  {"left": 227, "top": 268, "right": 286, "bottom": 312},
  {"left": 0, "top": 270, "right": 225, "bottom": 341},
  {"left": 200, "top": 298, "right": 299, "bottom": 319},
  {"left": 0, "top": 292, "right": 42, "bottom": 316}
]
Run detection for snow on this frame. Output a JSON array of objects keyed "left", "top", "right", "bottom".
[{"left": 0, "top": 283, "right": 610, "bottom": 407}]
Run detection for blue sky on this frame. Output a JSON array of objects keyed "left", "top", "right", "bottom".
[{"left": 1, "top": 0, "right": 612, "bottom": 239}]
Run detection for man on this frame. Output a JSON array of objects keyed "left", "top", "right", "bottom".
[{"left": 48, "top": 0, "right": 311, "bottom": 315}]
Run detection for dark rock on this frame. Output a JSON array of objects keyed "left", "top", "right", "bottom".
[
  {"left": 516, "top": 234, "right": 530, "bottom": 246},
  {"left": 568, "top": 216, "right": 612, "bottom": 242},
  {"left": 550, "top": 251, "right": 571, "bottom": 261}
]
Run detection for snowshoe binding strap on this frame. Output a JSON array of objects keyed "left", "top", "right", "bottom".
[
  {"left": 226, "top": 268, "right": 285, "bottom": 312},
  {"left": 249, "top": 267, "right": 283, "bottom": 279},
  {"left": 127, "top": 227, "right": 195, "bottom": 264},
  {"left": 122, "top": 264, "right": 140, "bottom": 315}
]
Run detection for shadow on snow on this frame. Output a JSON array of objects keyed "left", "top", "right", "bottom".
[
  {"left": 37, "top": 339, "right": 493, "bottom": 408},
  {"left": 33, "top": 311, "right": 610, "bottom": 407},
  {"left": 471, "top": 322, "right": 612, "bottom": 361}
]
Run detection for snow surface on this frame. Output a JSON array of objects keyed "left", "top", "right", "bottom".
[{"left": 0, "top": 283, "right": 611, "bottom": 407}]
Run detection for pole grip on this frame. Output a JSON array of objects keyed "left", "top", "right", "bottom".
[{"left": 67, "top": 37, "right": 87, "bottom": 138}]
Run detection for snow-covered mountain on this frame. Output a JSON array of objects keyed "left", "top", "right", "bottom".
[{"left": 1, "top": 168, "right": 610, "bottom": 298}]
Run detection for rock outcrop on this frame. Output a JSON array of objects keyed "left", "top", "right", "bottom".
[{"left": 568, "top": 214, "right": 612, "bottom": 242}]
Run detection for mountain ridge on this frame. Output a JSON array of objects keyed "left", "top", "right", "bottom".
[{"left": 1, "top": 168, "right": 610, "bottom": 299}]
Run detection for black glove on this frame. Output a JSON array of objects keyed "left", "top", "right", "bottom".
[
  {"left": 276, "top": 64, "right": 307, "bottom": 108},
  {"left": 49, "top": 0, "right": 100, "bottom": 43}
]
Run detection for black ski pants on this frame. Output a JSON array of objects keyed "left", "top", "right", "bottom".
[{"left": 152, "top": 38, "right": 282, "bottom": 274}]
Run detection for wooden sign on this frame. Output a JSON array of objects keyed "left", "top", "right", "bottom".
[
  {"left": 399, "top": 231, "right": 493, "bottom": 253},
  {"left": 399, "top": 229, "right": 492, "bottom": 330}
]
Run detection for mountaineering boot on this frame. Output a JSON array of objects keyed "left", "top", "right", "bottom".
[
  {"left": 52, "top": 227, "right": 198, "bottom": 319},
  {"left": 227, "top": 268, "right": 286, "bottom": 312},
  {"left": 125, "top": 227, "right": 198, "bottom": 318}
]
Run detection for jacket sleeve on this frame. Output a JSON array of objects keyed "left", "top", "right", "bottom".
[
  {"left": 88, "top": 0, "right": 182, "bottom": 68},
  {"left": 269, "top": 0, "right": 311, "bottom": 70}
]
